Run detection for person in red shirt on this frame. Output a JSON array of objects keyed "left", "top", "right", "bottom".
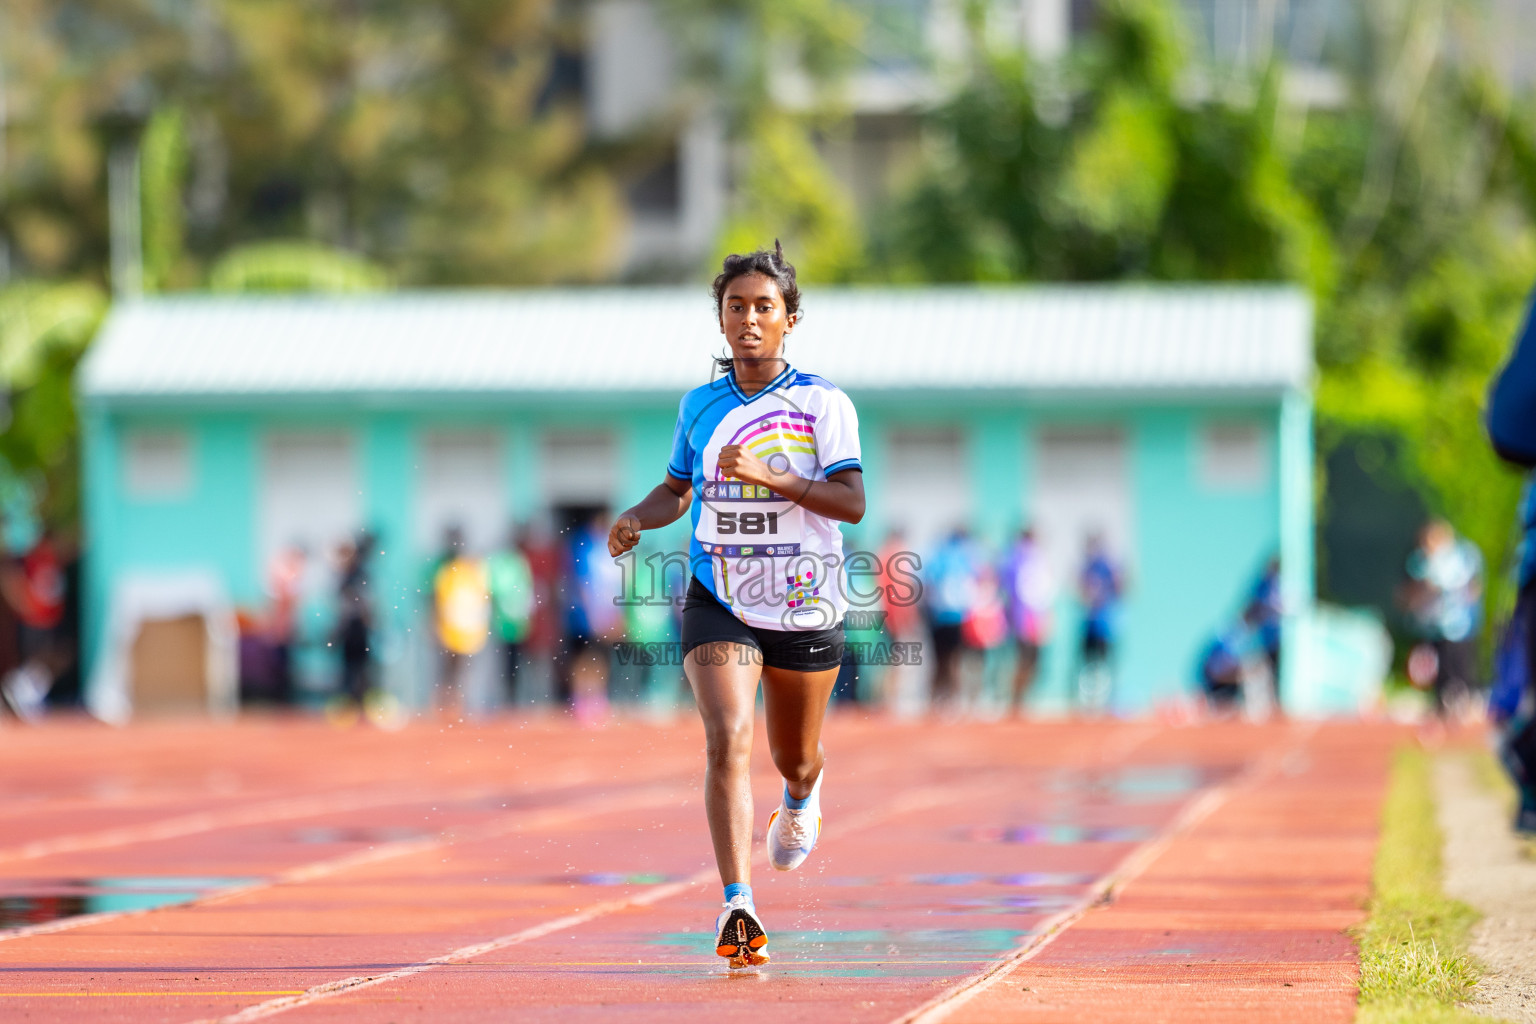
[{"left": 0, "top": 532, "right": 67, "bottom": 721}]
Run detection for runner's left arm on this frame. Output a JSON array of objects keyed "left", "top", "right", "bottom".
[{"left": 609, "top": 475, "right": 692, "bottom": 557}]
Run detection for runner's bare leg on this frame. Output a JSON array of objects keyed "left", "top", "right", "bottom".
[
  {"left": 686, "top": 642, "right": 764, "bottom": 886},
  {"left": 763, "top": 665, "right": 839, "bottom": 801}
]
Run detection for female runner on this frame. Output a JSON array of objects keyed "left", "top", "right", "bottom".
[{"left": 608, "top": 242, "right": 864, "bottom": 967}]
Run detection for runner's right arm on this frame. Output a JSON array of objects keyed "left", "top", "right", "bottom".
[{"left": 608, "top": 474, "right": 692, "bottom": 556}]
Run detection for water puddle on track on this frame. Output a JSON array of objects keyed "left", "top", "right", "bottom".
[
  {"left": 646, "top": 927, "right": 1032, "bottom": 978},
  {"left": 287, "top": 825, "right": 430, "bottom": 844},
  {"left": 0, "top": 876, "right": 262, "bottom": 929},
  {"left": 955, "top": 823, "right": 1157, "bottom": 843}
]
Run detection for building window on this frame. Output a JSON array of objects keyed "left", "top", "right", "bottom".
[
  {"left": 1031, "top": 427, "right": 1133, "bottom": 583},
  {"left": 416, "top": 431, "right": 505, "bottom": 555},
  {"left": 1198, "top": 421, "right": 1267, "bottom": 491},
  {"left": 628, "top": 151, "right": 682, "bottom": 216},
  {"left": 258, "top": 432, "right": 360, "bottom": 575},
  {"left": 883, "top": 427, "right": 968, "bottom": 555},
  {"left": 124, "top": 430, "right": 193, "bottom": 501},
  {"left": 541, "top": 429, "right": 616, "bottom": 509}
]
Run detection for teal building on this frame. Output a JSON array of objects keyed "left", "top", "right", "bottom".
[{"left": 78, "top": 286, "right": 1314, "bottom": 714}]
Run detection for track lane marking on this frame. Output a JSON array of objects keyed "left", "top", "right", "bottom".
[
  {"left": 0, "top": 786, "right": 494, "bottom": 865},
  {"left": 0, "top": 754, "right": 635, "bottom": 865},
  {"left": 891, "top": 722, "right": 1321, "bottom": 1024},
  {"left": 0, "top": 992, "right": 306, "bottom": 998},
  {"left": 0, "top": 781, "right": 695, "bottom": 945}
]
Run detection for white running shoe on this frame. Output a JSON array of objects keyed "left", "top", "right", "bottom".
[
  {"left": 714, "top": 893, "right": 769, "bottom": 967},
  {"left": 767, "top": 770, "right": 823, "bottom": 872}
]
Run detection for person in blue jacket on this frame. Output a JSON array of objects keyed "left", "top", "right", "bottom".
[{"left": 1487, "top": 288, "right": 1536, "bottom": 833}]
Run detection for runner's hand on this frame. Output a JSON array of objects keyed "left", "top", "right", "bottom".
[
  {"left": 717, "top": 444, "right": 773, "bottom": 488},
  {"left": 608, "top": 513, "right": 642, "bottom": 557}
]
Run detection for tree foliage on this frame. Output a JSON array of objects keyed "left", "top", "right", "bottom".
[
  {"left": 0, "top": 280, "right": 108, "bottom": 527},
  {"left": 1, "top": 0, "right": 622, "bottom": 288},
  {"left": 878, "top": 0, "right": 1536, "bottom": 610},
  {"left": 208, "top": 241, "right": 388, "bottom": 294},
  {"left": 661, "top": 0, "right": 869, "bottom": 281}
]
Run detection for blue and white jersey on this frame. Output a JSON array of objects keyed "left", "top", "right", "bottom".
[{"left": 667, "top": 364, "right": 862, "bottom": 631}]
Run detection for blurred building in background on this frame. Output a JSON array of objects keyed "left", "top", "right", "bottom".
[{"left": 78, "top": 284, "right": 1314, "bottom": 715}]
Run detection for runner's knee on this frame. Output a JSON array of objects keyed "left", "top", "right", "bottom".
[
  {"left": 703, "top": 716, "right": 753, "bottom": 772},
  {"left": 771, "top": 747, "right": 819, "bottom": 786}
]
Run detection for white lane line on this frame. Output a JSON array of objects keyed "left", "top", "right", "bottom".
[
  {"left": 202, "top": 873, "right": 716, "bottom": 1024},
  {"left": 0, "top": 787, "right": 489, "bottom": 865},
  {"left": 892, "top": 723, "right": 1320, "bottom": 1024},
  {"left": 0, "top": 756, "right": 612, "bottom": 865},
  {"left": 0, "top": 783, "right": 692, "bottom": 945}
]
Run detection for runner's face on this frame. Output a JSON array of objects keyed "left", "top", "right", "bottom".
[{"left": 719, "top": 273, "right": 795, "bottom": 371}]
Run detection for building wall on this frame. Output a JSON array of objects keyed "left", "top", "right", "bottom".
[{"left": 84, "top": 389, "right": 1301, "bottom": 713}]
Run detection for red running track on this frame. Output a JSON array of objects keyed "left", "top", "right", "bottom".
[{"left": 0, "top": 714, "right": 1400, "bottom": 1022}]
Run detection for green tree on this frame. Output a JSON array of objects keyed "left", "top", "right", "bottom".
[
  {"left": 1, "top": 0, "right": 624, "bottom": 288},
  {"left": 0, "top": 280, "right": 108, "bottom": 526},
  {"left": 661, "top": 0, "right": 869, "bottom": 281},
  {"left": 881, "top": 0, "right": 1536, "bottom": 616}
]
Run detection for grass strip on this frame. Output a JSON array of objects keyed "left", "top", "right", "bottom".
[{"left": 1355, "top": 745, "right": 1492, "bottom": 1024}]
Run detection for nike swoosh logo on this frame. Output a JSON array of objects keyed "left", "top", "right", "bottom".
[{"left": 808, "top": 646, "right": 829, "bottom": 653}]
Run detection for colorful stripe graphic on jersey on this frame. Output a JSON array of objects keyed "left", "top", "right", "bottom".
[{"left": 715, "top": 410, "right": 819, "bottom": 481}]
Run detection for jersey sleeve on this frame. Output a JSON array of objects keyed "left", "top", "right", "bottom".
[
  {"left": 817, "top": 388, "right": 862, "bottom": 478},
  {"left": 666, "top": 395, "right": 695, "bottom": 481}
]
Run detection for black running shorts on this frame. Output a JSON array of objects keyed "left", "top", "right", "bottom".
[{"left": 681, "top": 577, "right": 844, "bottom": 672}]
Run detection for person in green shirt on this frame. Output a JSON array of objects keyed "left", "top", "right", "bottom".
[{"left": 486, "top": 526, "right": 535, "bottom": 706}]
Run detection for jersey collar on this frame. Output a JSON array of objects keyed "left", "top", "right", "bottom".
[{"left": 728, "top": 362, "right": 795, "bottom": 404}]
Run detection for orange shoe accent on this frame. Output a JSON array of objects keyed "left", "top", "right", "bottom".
[{"left": 729, "top": 949, "right": 770, "bottom": 968}]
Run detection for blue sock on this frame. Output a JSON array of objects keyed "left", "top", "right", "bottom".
[
  {"left": 784, "top": 783, "right": 811, "bottom": 810},
  {"left": 723, "top": 882, "right": 752, "bottom": 904}
]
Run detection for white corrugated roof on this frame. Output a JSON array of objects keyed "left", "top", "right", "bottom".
[{"left": 78, "top": 285, "right": 1311, "bottom": 400}]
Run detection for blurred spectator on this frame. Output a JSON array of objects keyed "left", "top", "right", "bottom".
[
  {"left": 1403, "top": 519, "right": 1484, "bottom": 718},
  {"left": 335, "top": 531, "right": 376, "bottom": 706},
  {"left": 624, "top": 581, "right": 677, "bottom": 707},
  {"left": 1487, "top": 291, "right": 1536, "bottom": 832},
  {"left": 875, "top": 528, "right": 922, "bottom": 710},
  {"left": 561, "top": 511, "right": 623, "bottom": 723},
  {"left": 1247, "top": 556, "right": 1283, "bottom": 706},
  {"left": 487, "top": 525, "right": 535, "bottom": 706},
  {"left": 432, "top": 525, "right": 490, "bottom": 716},
  {"left": 1198, "top": 623, "right": 1249, "bottom": 716},
  {"left": 1000, "top": 526, "right": 1055, "bottom": 716},
  {"left": 520, "top": 518, "right": 562, "bottom": 696},
  {"left": 1077, "top": 532, "right": 1123, "bottom": 714},
  {"left": 266, "top": 542, "right": 306, "bottom": 703},
  {"left": 1504, "top": 478, "right": 1536, "bottom": 832},
  {"left": 925, "top": 527, "right": 981, "bottom": 711},
  {"left": 0, "top": 531, "right": 67, "bottom": 721},
  {"left": 959, "top": 562, "right": 1008, "bottom": 708},
  {"left": 1196, "top": 605, "right": 1269, "bottom": 720},
  {"left": 45, "top": 532, "right": 82, "bottom": 708}
]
